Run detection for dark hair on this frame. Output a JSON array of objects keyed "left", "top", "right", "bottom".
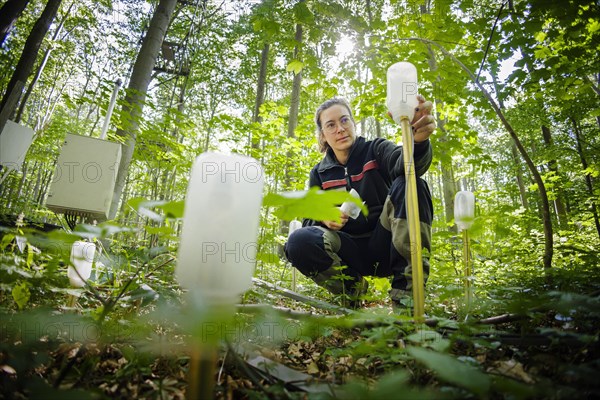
[{"left": 314, "top": 97, "right": 354, "bottom": 153}]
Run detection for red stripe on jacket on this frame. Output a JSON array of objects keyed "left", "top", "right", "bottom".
[
  {"left": 351, "top": 160, "right": 378, "bottom": 182},
  {"left": 321, "top": 160, "right": 379, "bottom": 189},
  {"left": 322, "top": 179, "right": 347, "bottom": 189}
]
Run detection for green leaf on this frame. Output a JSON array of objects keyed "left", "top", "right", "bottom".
[
  {"left": 286, "top": 59, "right": 304, "bottom": 74},
  {"left": 126, "top": 198, "right": 184, "bottom": 220},
  {"left": 407, "top": 330, "right": 450, "bottom": 352},
  {"left": 407, "top": 346, "right": 491, "bottom": 396},
  {"left": 75, "top": 222, "right": 137, "bottom": 239},
  {"left": 12, "top": 282, "right": 31, "bottom": 310},
  {"left": 263, "top": 187, "right": 368, "bottom": 222},
  {"left": 293, "top": 1, "right": 314, "bottom": 24},
  {"left": 155, "top": 200, "right": 184, "bottom": 219},
  {"left": 26, "top": 244, "right": 34, "bottom": 268},
  {"left": 1, "top": 234, "right": 15, "bottom": 251}
]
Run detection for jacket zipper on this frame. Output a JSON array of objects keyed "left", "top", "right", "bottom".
[{"left": 344, "top": 166, "right": 351, "bottom": 190}]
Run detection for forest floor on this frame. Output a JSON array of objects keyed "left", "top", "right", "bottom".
[{"left": 1, "top": 268, "right": 599, "bottom": 400}]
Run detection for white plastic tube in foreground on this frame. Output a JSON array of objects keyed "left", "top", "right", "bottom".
[
  {"left": 176, "top": 152, "right": 264, "bottom": 306},
  {"left": 176, "top": 152, "right": 264, "bottom": 400},
  {"left": 68, "top": 241, "right": 96, "bottom": 288}
]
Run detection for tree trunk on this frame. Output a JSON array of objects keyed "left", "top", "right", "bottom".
[
  {"left": 425, "top": 39, "right": 455, "bottom": 231},
  {"left": 15, "top": 2, "right": 74, "bottom": 123},
  {"left": 570, "top": 116, "right": 600, "bottom": 240},
  {"left": 408, "top": 38, "right": 553, "bottom": 269},
  {"left": 541, "top": 124, "right": 568, "bottom": 228},
  {"left": 441, "top": 161, "right": 457, "bottom": 231},
  {"left": 253, "top": 43, "right": 269, "bottom": 124},
  {"left": 286, "top": 24, "right": 302, "bottom": 142},
  {"left": 0, "top": 0, "right": 63, "bottom": 135},
  {"left": 0, "top": 0, "right": 31, "bottom": 46},
  {"left": 109, "top": 0, "right": 178, "bottom": 220},
  {"left": 511, "top": 139, "right": 529, "bottom": 209},
  {"left": 493, "top": 74, "right": 529, "bottom": 210},
  {"left": 251, "top": 42, "right": 269, "bottom": 150},
  {"left": 280, "top": 14, "right": 304, "bottom": 255}
]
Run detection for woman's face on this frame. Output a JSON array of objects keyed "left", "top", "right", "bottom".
[{"left": 319, "top": 104, "right": 356, "bottom": 154}]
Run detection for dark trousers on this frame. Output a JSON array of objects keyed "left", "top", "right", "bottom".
[{"left": 284, "top": 176, "right": 433, "bottom": 292}]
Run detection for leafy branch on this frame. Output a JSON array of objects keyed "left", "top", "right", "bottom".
[{"left": 401, "top": 37, "right": 554, "bottom": 270}]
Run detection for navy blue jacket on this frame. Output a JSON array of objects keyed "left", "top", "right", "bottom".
[{"left": 305, "top": 136, "right": 433, "bottom": 237}]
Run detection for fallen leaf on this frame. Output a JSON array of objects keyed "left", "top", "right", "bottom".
[
  {"left": 0, "top": 365, "right": 16, "bottom": 375},
  {"left": 307, "top": 361, "right": 320, "bottom": 374},
  {"left": 490, "top": 359, "right": 535, "bottom": 384}
]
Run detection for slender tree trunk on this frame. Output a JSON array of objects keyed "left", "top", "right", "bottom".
[
  {"left": 365, "top": 0, "right": 382, "bottom": 139},
  {"left": 0, "top": 0, "right": 31, "bottom": 46},
  {"left": 570, "top": 116, "right": 600, "bottom": 239},
  {"left": 409, "top": 38, "right": 553, "bottom": 269},
  {"left": 251, "top": 42, "right": 269, "bottom": 150},
  {"left": 0, "top": 0, "right": 63, "bottom": 135},
  {"left": 492, "top": 71, "right": 529, "bottom": 210},
  {"left": 253, "top": 43, "right": 269, "bottom": 124},
  {"left": 541, "top": 124, "right": 568, "bottom": 228},
  {"left": 511, "top": 140, "right": 529, "bottom": 209},
  {"left": 286, "top": 24, "right": 302, "bottom": 142},
  {"left": 109, "top": 0, "right": 178, "bottom": 220},
  {"left": 425, "top": 41, "right": 455, "bottom": 231},
  {"left": 280, "top": 13, "right": 304, "bottom": 255},
  {"left": 15, "top": 2, "right": 74, "bottom": 123},
  {"left": 441, "top": 160, "right": 457, "bottom": 230},
  {"left": 285, "top": 19, "right": 303, "bottom": 185}
]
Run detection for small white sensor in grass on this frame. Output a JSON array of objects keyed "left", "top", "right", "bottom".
[{"left": 68, "top": 241, "right": 96, "bottom": 288}]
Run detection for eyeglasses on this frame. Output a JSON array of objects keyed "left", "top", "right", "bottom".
[{"left": 322, "top": 116, "right": 353, "bottom": 134}]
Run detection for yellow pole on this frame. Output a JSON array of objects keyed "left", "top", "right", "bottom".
[
  {"left": 463, "top": 229, "right": 472, "bottom": 311},
  {"left": 188, "top": 345, "right": 217, "bottom": 400},
  {"left": 400, "top": 117, "right": 425, "bottom": 319},
  {"left": 292, "top": 267, "right": 297, "bottom": 292}
]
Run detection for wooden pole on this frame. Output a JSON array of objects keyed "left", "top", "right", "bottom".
[
  {"left": 187, "top": 345, "right": 217, "bottom": 400},
  {"left": 400, "top": 117, "right": 425, "bottom": 319},
  {"left": 463, "top": 229, "right": 472, "bottom": 313}
]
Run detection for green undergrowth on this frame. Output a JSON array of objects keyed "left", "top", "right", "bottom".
[{"left": 1, "top": 220, "right": 599, "bottom": 399}]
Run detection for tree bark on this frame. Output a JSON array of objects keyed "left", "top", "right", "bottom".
[
  {"left": 109, "top": 0, "right": 178, "bottom": 220},
  {"left": 0, "top": 0, "right": 63, "bottom": 135},
  {"left": 0, "top": 0, "right": 31, "bottom": 46}
]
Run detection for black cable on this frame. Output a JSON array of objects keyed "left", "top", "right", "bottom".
[{"left": 64, "top": 211, "right": 77, "bottom": 230}]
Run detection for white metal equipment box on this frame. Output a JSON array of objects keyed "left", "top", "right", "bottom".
[
  {"left": 46, "top": 134, "right": 122, "bottom": 221},
  {"left": 0, "top": 120, "right": 35, "bottom": 171}
]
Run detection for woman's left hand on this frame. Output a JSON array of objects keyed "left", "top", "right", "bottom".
[{"left": 411, "top": 95, "right": 436, "bottom": 143}]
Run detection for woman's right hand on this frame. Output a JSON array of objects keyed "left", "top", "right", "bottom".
[{"left": 322, "top": 212, "right": 349, "bottom": 231}]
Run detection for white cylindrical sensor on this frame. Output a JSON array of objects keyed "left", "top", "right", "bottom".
[
  {"left": 386, "top": 62, "right": 419, "bottom": 124},
  {"left": 176, "top": 152, "right": 264, "bottom": 305}
]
